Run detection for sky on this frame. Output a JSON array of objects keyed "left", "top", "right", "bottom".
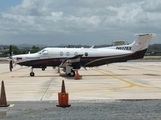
[{"left": 0, "top": 0, "right": 161, "bottom": 46}]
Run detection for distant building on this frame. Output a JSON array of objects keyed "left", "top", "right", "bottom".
[
  {"left": 0, "top": 48, "right": 8, "bottom": 56},
  {"left": 112, "top": 41, "right": 126, "bottom": 46}
]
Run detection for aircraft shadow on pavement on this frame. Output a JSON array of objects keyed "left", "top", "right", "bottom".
[
  {"left": 10, "top": 74, "right": 139, "bottom": 78},
  {"left": 11, "top": 75, "right": 61, "bottom": 78},
  {"left": 10, "top": 73, "right": 76, "bottom": 79},
  {"left": 9, "top": 73, "right": 157, "bottom": 79}
]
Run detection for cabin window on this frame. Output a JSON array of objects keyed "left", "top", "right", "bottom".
[
  {"left": 85, "top": 52, "right": 88, "bottom": 56},
  {"left": 60, "top": 52, "right": 63, "bottom": 56},
  {"left": 66, "top": 52, "right": 70, "bottom": 56}
]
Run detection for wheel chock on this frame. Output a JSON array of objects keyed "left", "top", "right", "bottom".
[
  {"left": 0, "top": 81, "right": 9, "bottom": 107},
  {"left": 74, "top": 69, "right": 81, "bottom": 80},
  {"left": 57, "top": 80, "right": 71, "bottom": 107}
]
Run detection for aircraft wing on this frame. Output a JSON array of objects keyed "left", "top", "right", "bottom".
[{"left": 59, "top": 54, "right": 83, "bottom": 68}]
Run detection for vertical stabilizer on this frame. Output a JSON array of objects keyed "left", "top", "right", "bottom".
[{"left": 130, "top": 33, "right": 156, "bottom": 52}]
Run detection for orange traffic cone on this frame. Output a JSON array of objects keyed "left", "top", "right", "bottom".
[
  {"left": 0, "top": 81, "right": 9, "bottom": 107},
  {"left": 74, "top": 69, "right": 81, "bottom": 80},
  {"left": 57, "top": 80, "right": 70, "bottom": 107}
]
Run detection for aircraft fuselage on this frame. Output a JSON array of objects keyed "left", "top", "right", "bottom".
[{"left": 12, "top": 47, "right": 147, "bottom": 68}]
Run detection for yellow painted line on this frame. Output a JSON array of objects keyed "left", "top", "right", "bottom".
[
  {"left": 106, "top": 84, "right": 135, "bottom": 90},
  {"left": 92, "top": 68, "right": 152, "bottom": 88},
  {"left": 8, "top": 104, "right": 14, "bottom": 107}
]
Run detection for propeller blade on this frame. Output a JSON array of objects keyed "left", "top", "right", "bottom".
[
  {"left": 9, "top": 45, "right": 13, "bottom": 72},
  {"left": 10, "top": 61, "right": 13, "bottom": 72},
  {"left": 9, "top": 45, "right": 12, "bottom": 57}
]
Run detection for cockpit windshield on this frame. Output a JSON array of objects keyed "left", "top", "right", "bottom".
[{"left": 37, "top": 49, "right": 48, "bottom": 55}]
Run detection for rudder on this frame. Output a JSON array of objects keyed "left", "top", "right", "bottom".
[{"left": 130, "top": 33, "right": 156, "bottom": 52}]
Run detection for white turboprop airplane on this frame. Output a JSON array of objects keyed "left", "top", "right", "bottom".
[{"left": 7, "top": 33, "right": 155, "bottom": 77}]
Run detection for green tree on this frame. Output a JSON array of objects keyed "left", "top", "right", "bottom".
[
  {"left": 67, "top": 45, "right": 74, "bottom": 48},
  {"left": 12, "top": 45, "right": 19, "bottom": 54},
  {"left": 30, "top": 46, "right": 41, "bottom": 53}
]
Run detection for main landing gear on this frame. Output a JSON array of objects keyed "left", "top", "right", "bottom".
[
  {"left": 67, "top": 69, "right": 75, "bottom": 77},
  {"left": 64, "top": 66, "right": 76, "bottom": 77},
  {"left": 67, "top": 69, "right": 80, "bottom": 79}
]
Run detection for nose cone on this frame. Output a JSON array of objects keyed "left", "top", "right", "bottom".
[{"left": 12, "top": 53, "right": 40, "bottom": 63}]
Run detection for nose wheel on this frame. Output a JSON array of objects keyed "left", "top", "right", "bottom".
[
  {"left": 30, "top": 72, "right": 35, "bottom": 77},
  {"left": 30, "top": 68, "right": 35, "bottom": 77}
]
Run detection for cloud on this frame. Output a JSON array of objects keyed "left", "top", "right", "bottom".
[
  {"left": 142, "top": 0, "right": 161, "bottom": 13},
  {"left": 8, "top": 0, "right": 46, "bottom": 16},
  {"left": 46, "top": 11, "right": 63, "bottom": 22},
  {"left": 0, "top": 0, "right": 160, "bottom": 45}
]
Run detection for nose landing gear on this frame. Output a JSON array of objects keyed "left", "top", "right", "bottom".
[
  {"left": 30, "top": 72, "right": 35, "bottom": 77},
  {"left": 30, "top": 68, "right": 35, "bottom": 77}
]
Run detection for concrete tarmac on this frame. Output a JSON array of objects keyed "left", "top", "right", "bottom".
[
  {"left": 0, "top": 61, "right": 161, "bottom": 101},
  {"left": 1, "top": 61, "right": 161, "bottom": 119}
]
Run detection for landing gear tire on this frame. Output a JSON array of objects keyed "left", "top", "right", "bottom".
[
  {"left": 68, "top": 70, "right": 75, "bottom": 77},
  {"left": 30, "top": 72, "right": 35, "bottom": 77},
  {"left": 42, "top": 68, "right": 45, "bottom": 71}
]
